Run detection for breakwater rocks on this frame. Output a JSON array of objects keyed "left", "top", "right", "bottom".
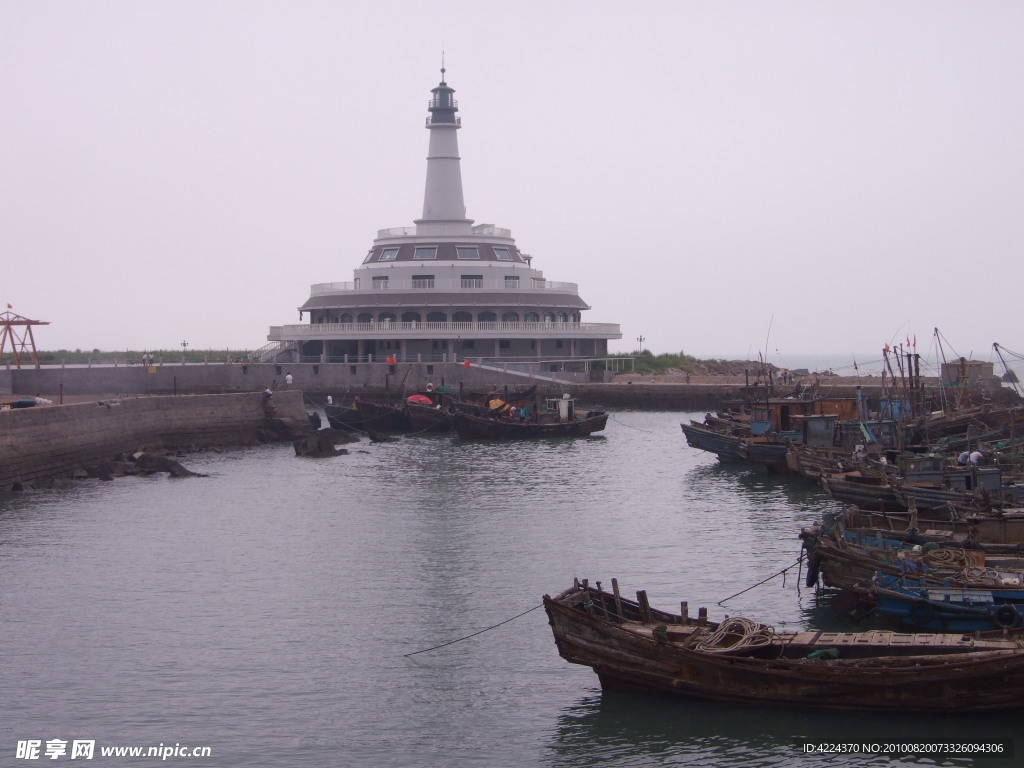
[{"left": 0, "top": 391, "right": 313, "bottom": 490}]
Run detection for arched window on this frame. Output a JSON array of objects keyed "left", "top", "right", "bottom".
[
  {"left": 379, "top": 312, "right": 396, "bottom": 324},
  {"left": 453, "top": 311, "right": 473, "bottom": 323},
  {"left": 426, "top": 311, "right": 447, "bottom": 322},
  {"left": 357, "top": 313, "right": 373, "bottom": 323},
  {"left": 524, "top": 312, "right": 539, "bottom": 322},
  {"left": 557, "top": 312, "right": 569, "bottom": 323},
  {"left": 401, "top": 312, "right": 422, "bottom": 323},
  {"left": 478, "top": 311, "right": 497, "bottom": 322},
  {"left": 543, "top": 312, "right": 556, "bottom": 324},
  {"left": 340, "top": 313, "right": 354, "bottom": 324},
  {"left": 501, "top": 311, "right": 519, "bottom": 322}
]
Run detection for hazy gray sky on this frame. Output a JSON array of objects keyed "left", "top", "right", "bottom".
[{"left": 3, "top": 1, "right": 1021, "bottom": 372}]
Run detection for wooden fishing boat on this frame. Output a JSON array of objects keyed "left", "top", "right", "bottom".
[
  {"left": 871, "top": 572, "right": 1024, "bottom": 633},
  {"left": 324, "top": 400, "right": 366, "bottom": 431},
  {"left": 348, "top": 399, "right": 410, "bottom": 432},
  {"left": 454, "top": 396, "right": 606, "bottom": 440},
  {"left": 679, "top": 420, "right": 747, "bottom": 462},
  {"left": 545, "top": 578, "right": 1024, "bottom": 712}
]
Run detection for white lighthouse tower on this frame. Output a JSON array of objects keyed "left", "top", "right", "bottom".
[{"left": 417, "top": 66, "right": 472, "bottom": 236}]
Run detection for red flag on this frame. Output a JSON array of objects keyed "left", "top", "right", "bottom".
[
  {"left": 913, "top": 334, "right": 917, "bottom": 348},
  {"left": 5, "top": 303, "right": 10, "bottom": 309},
  {"left": 463, "top": 359, "right": 471, "bottom": 368}
]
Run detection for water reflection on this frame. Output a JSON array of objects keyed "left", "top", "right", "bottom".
[{"left": 546, "top": 690, "right": 1012, "bottom": 767}]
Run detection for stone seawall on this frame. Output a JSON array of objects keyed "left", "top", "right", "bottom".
[{"left": 0, "top": 391, "right": 311, "bottom": 489}]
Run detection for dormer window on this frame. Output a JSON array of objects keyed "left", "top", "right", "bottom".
[
  {"left": 494, "top": 248, "right": 512, "bottom": 261},
  {"left": 363, "top": 250, "right": 374, "bottom": 264},
  {"left": 379, "top": 248, "right": 399, "bottom": 261},
  {"left": 414, "top": 246, "right": 437, "bottom": 260},
  {"left": 456, "top": 246, "right": 479, "bottom": 260}
]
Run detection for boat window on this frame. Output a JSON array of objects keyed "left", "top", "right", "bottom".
[
  {"left": 504, "top": 275, "right": 520, "bottom": 288},
  {"left": 456, "top": 247, "right": 480, "bottom": 260},
  {"left": 494, "top": 248, "right": 512, "bottom": 261},
  {"left": 412, "top": 275, "right": 435, "bottom": 288},
  {"left": 379, "top": 248, "right": 399, "bottom": 261},
  {"left": 460, "top": 275, "right": 483, "bottom": 288},
  {"left": 362, "top": 250, "right": 374, "bottom": 263},
  {"left": 372, "top": 276, "right": 389, "bottom": 289},
  {"left": 414, "top": 246, "right": 437, "bottom": 260}
]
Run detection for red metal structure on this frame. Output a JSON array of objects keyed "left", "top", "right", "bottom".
[{"left": 0, "top": 309, "right": 50, "bottom": 369}]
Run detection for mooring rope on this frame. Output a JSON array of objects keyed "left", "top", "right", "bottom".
[
  {"left": 403, "top": 603, "right": 544, "bottom": 657},
  {"left": 717, "top": 554, "right": 804, "bottom": 605},
  {"left": 607, "top": 414, "right": 656, "bottom": 433}
]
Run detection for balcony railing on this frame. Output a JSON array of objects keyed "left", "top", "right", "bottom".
[
  {"left": 269, "top": 321, "right": 622, "bottom": 341},
  {"left": 309, "top": 278, "right": 578, "bottom": 295}
]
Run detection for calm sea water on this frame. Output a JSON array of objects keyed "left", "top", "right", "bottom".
[{"left": 1, "top": 411, "right": 1018, "bottom": 766}]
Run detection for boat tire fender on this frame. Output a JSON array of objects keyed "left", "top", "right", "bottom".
[
  {"left": 994, "top": 604, "right": 1018, "bottom": 629},
  {"left": 908, "top": 599, "right": 933, "bottom": 626}
]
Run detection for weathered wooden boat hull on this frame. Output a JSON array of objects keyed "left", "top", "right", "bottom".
[
  {"left": 872, "top": 576, "right": 1024, "bottom": 633},
  {"left": 820, "top": 474, "right": 905, "bottom": 511},
  {"left": 679, "top": 422, "right": 745, "bottom": 462},
  {"left": 545, "top": 581, "right": 1024, "bottom": 712},
  {"left": 405, "top": 402, "right": 453, "bottom": 432},
  {"left": 351, "top": 401, "right": 411, "bottom": 432},
  {"left": 324, "top": 404, "right": 366, "bottom": 430},
  {"left": 739, "top": 439, "right": 793, "bottom": 473},
  {"left": 455, "top": 411, "right": 607, "bottom": 440},
  {"left": 839, "top": 506, "right": 1024, "bottom": 546}
]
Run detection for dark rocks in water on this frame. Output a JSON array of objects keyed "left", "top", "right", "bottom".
[
  {"left": 320, "top": 427, "right": 360, "bottom": 445},
  {"left": 133, "top": 451, "right": 206, "bottom": 477},
  {"left": 293, "top": 431, "right": 351, "bottom": 458},
  {"left": 366, "top": 430, "right": 399, "bottom": 443}
]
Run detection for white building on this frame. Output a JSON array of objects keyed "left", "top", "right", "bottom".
[{"left": 266, "top": 69, "right": 621, "bottom": 370}]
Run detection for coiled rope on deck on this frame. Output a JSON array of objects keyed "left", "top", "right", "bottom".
[
  {"left": 403, "top": 603, "right": 544, "bottom": 657},
  {"left": 693, "top": 616, "right": 778, "bottom": 653}
]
